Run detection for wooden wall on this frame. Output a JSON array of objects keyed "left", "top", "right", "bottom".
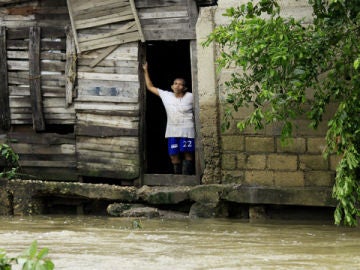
[
  {"left": 75, "top": 43, "right": 140, "bottom": 182},
  {"left": 0, "top": 0, "right": 77, "bottom": 180},
  {"left": 0, "top": 0, "right": 200, "bottom": 184},
  {"left": 135, "top": 0, "right": 197, "bottom": 40}
]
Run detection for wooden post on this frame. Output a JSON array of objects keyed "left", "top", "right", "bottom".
[
  {"left": 66, "top": 0, "right": 81, "bottom": 53},
  {"left": 0, "top": 26, "right": 10, "bottom": 130},
  {"left": 129, "top": 0, "right": 145, "bottom": 42},
  {"left": 65, "top": 26, "right": 76, "bottom": 107},
  {"left": 29, "top": 26, "right": 45, "bottom": 131}
]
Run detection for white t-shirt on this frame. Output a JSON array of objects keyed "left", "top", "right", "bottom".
[{"left": 158, "top": 89, "right": 195, "bottom": 138}]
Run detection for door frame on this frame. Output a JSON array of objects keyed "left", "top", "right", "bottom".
[{"left": 140, "top": 40, "right": 202, "bottom": 186}]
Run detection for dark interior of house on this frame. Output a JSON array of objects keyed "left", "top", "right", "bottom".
[{"left": 145, "top": 40, "right": 192, "bottom": 174}]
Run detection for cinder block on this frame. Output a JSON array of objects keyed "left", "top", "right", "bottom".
[
  {"left": 221, "top": 170, "right": 244, "bottom": 184},
  {"left": 277, "top": 137, "right": 306, "bottom": 153},
  {"left": 222, "top": 153, "right": 237, "bottom": 170},
  {"left": 267, "top": 154, "right": 298, "bottom": 170},
  {"left": 237, "top": 153, "right": 247, "bottom": 169},
  {"left": 299, "top": 155, "right": 329, "bottom": 170},
  {"left": 222, "top": 135, "right": 244, "bottom": 151},
  {"left": 244, "top": 170, "right": 274, "bottom": 186},
  {"left": 305, "top": 171, "right": 335, "bottom": 187},
  {"left": 307, "top": 137, "right": 327, "bottom": 154},
  {"left": 245, "top": 137, "right": 275, "bottom": 152},
  {"left": 274, "top": 171, "right": 304, "bottom": 187},
  {"left": 329, "top": 154, "right": 342, "bottom": 171},
  {"left": 247, "top": 155, "right": 266, "bottom": 169}
]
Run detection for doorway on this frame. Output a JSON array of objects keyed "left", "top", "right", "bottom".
[{"left": 144, "top": 40, "right": 192, "bottom": 174}]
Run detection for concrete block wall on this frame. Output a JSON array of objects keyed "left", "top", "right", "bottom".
[{"left": 197, "top": 0, "right": 337, "bottom": 187}]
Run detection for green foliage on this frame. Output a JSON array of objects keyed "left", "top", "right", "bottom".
[
  {"left": 0, "top": 144, "right": 20, "bottom": 179},
  {"left": 132, "top": 219, "right": 143, "bottom": 229},
  {"left": 0, "top": 241, "right": 54, "bottom": 270},
  {"left": 0, "top": 249, "right": 16, "bottom": 270},
  {"left": 204, "top": 0, "right": 360, "bottom": 225}
]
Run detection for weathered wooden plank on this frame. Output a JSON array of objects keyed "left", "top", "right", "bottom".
[
  {"left": 41, "top": 78, "right": 66, "bottom": 88},
  {"left": 29, "top": 26, "right": 45, "bottom": 131},
  {"left": 7, "top": 60, "right": 29, "bottom": 70},
  {"left": 0, "top": 26, "right": 11, "bottom": 130},
  {"left": 89, "top": 45, "right": 118, "bottom": 68},
  {"left": 78, "top": 81, "right": 139, "bottom": 99},
  {"left": 78, "top": 149, "right": 138, "bottom": 163},
  {"left": 78, "top": 82, "right": 139, "bottom": 95},
  {"left": 76, "top": 113, "right": 139, "bottom": 128},
  {"left": 79, "top": 31, "right": 140, "bottom": 51},
  {"left": 7, "top": 132, "right": 75, "bottom": 145},
  {"left": 10, "top": 114, "right": 33, "bottom": 120},
  {"left": 143, "top": 27, "right": 195, "bottom": 41},
  {"left": 10, "top": 107, "right": 32, "bottom": 114},
  {"left": 79, "top": 42, "right": 138, "bottom": 59},
  {"left": 41, "top": 40, "right": 66, "bottom": 51},
  {"left": 65, "top": 26, "right": 76, "bottom": 107},
  {"left": 19, "top": 153, "right": 75, "bottom": 161},
  {"left": 129, "top": 0, "right": 144, "bottom": 42},
  {"left": 9, "top": 85, "right": 30, "bottom": 96},
  {"left": 77, "top": 165, "right": 139, "bottom": 179},
  {"left": 74, "top": 2, "right": 130, "bottom": 18},
  {"left": 76, "top": 125, "right": 139, "bottom": 137},
  {"left": 71, "top": 0, "right": 127, "bottom": 12},
  {"left": 43, "top": 107, "right": 75, "bottom": 114},
  {"left": 42, "top": 97, "right": 66, "bottom": 108},
  {"left": 77, "top": 71, "right": 138, "bottom": 81},
  {"left": 75, "top": 11, "right": 134, "bottom": 30},
  {"left": 41, "top": 51, "right": 66, "bottom": 61},
  {"left": 77, "top": 65, "right": 137, "bottom": 74},
  {"left": 138, "top": 6, "right": 189, "bottom": 20},
  {"left": 77, "top": 59, "right": 138, "bottom": 69},
  {"left": 44, "top": 113, "right": 76, "bottom": 120},
  {"left": 77, "top": 21, "right": 135, "bottom": 44},
  {"left": 188, "top": 0, "right": 198, "bottom": 29},
  {"left": 135, "top": 0, "right": 185, "bottom": 8},
  {"left": 8, "top": 71, "right": 29, "bottom": 84},
  {"left": 6, "top": 39, "right": 28, "bottom": 50},
  {"left": 66, "top": 0, "right": 81, "bottom": 53},
  {"left": 42, "top": 87, "right": 66, "bottom": 97},
  {"left": 9, "top": 96, "right": 31, "bottom": 107},
  {"left": 74, "top": 102, "right": 139, "bottom": 112},
  {"left": 75, "top": 96, "right": 138, "bottom": 103},
  {"left": 7, "top": 50, "right": 28, "bottom": 59},
  {"left": 190, "top": 39, "right": 203, "bottom": 176},
  {"left": 77, "top": 136, "right": 138, "bottom": 150},
  {"left": 11, "top": 143, "right": 75, "bottom": 154},
  {"left": 77, "top": 161, "right": 138, "bottom": 173},
  {"left": 67, "top": 0, "right": 143, "bottom": 52},
  {"left": 77, "top": 135, "right": 138, "bottom": 147},
  {"left": 41, "top": 61, "right": 65, "bottom": 72},
  {"left": 73, "top": 5, "right": 131, "bottom": 22},
  {"left": 6, "top": 28, "right": 29, "bottom": 40},
  {"left": 141, "top": 18, "right": 190, "bottom": 29},
  {"left": 19, "top": 160, "right": 76, "bottom": 168}
]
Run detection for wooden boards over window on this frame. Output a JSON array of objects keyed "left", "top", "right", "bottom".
[{"left": 66, "top": 0, "right": 144, "bottom": 53}]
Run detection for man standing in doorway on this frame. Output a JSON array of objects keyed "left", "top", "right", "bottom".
[{"left": 143, "top": 62, "right": 195, "bottom": 175}]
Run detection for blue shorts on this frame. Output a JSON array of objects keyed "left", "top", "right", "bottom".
[{"left": 168, "top": 137, "right": 195, "bottom": 155}]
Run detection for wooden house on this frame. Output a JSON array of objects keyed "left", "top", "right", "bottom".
[{"left": 0, "top": 0, "right": 211, "bottom": 186}]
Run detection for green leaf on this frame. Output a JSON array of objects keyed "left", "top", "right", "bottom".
[
  {"left": 36, "top": 249, "right": 48, "bottom": 260},
  {"left": 354, "top": 58, "right": 360, "bottom": 70}
]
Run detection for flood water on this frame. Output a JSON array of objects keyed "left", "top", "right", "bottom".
[{"left": 1, "top": 215, "right": 360, "bottom": 270}]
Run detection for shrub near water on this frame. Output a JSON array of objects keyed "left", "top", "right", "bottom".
[
  {"left": 0, "top": 241, "right": 54, "bottom": 270},
  {"left": 0, "top": 144, "right": 19, "bottom": 180}
]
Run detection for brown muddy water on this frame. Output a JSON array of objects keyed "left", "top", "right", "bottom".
[{"left": 1, "top": 215, "right": 360, "bottom": 270}]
